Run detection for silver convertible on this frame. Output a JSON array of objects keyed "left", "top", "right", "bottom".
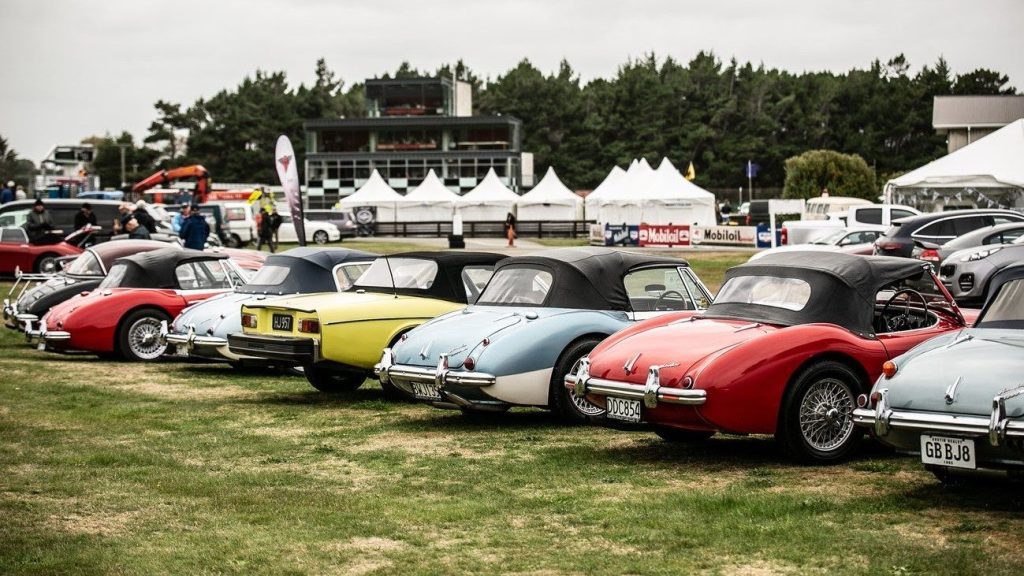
[
  {"left": 854, "top": 263, "right": 1024, "bottom": 482},
  {"left": 377, "top": 248, "right": 713, "bottom": 421},
  {"left": 160, "top": 247, "right": 375, "bottom": 367}
]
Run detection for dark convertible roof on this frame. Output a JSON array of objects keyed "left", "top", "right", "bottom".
[
  {"left": 705, "top": 251, "right": 929, "bottom": 334},
  {"left": 353, "top": 251, "right": 505, "bottom": 303},
  {"left": 239, "top": 247, "right": 377, "bottom": 295},
  {"left": 112, "top": 247, "right": 228, "bottom": 289},
  {"left": 984, "top": 263, "right": 1024, "bottom": 307},
  {"left": 497, "top": 247, "right": 690, "bottom": 310}
]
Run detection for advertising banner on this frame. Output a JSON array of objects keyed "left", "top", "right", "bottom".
[
  {"left": 604, "top": 224, "right": 639, "bottom": 246},
  {"left": 275, "top": 135, "right": 306, "bottom": 245},
  {"left": 691, "top": 225, "right": 758, "bottom": 247},
  {"left": 638, "top": 224, "right": 690, "bottom": 247}
]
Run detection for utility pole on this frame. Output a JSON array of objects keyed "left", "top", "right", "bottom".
[{"left": 117, "top": 144, "right": 130, "bottom": 189}]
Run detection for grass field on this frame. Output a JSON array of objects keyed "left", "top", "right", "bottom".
[{"left": 2, "top": 248, "right": 1022, "bottom": 575}]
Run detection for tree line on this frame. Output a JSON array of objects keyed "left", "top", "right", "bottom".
[{"left": 12, "top": 52, "right": 1017, "bottom": 195}]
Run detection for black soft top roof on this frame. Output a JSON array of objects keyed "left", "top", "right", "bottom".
[
  {"left": 112, "top": 247, "right": 228, "bottom": 289},
  {"left": 984, "top": 263, "right": 1024, "bottom": 308},
  {"left": 705, "top": 251, "right": 929, "bottom": 334},
  {"left": 495, "top": 247, "right": 690, "bottom": 310},
  {"left": 352, "top": 251, "right": 505, "bottom": 303},
  {"left": 240, "top": 247, "right": 377, "bottom": 295}
]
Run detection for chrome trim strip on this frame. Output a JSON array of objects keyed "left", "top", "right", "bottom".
[{"left": 566, "top": 359, "right": 706, "bottom": 407}]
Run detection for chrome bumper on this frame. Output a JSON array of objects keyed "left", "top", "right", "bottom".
[
  {"left": 854, "top": 387, "right": 1024, "bottom": 447},
  {"left": 375, "top": 348, "right": 497, "bottom": 389},
  {"left": 160, "top": 321, "right": 227, "bottom": 350},
  {"left": 564, "top": 357, "right": 706, "bottom": 408},
  {"left": 26, "top": 327, "right": 71, "bottom": 343}
]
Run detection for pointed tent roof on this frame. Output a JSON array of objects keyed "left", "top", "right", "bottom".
[
  {"left": 519, "top": 167, "right": 580, "bottom": 206},
  {"left": 403, "top": 170, "right": 460, "bottom": 203},
  {"left": 457, "top": 168, "right": 520, "bottom": 204},
  {"left": 601, "top": 157, "right": 655, "bottom": 202},
  {"left": 887, "top": 119, "right": 1024, "bottom": 190},
  {"left": 650, "top": 158, "right": 716, "bottom": 200},
  {"left": 586, "top": 165, "right": 626, "bottom": 205},
  {"left": 339, "top": 169, "right": 402, "bottom": 207}
]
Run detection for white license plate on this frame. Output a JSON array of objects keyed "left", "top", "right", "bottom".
[
  {"left": 920, "top": 434, "right": 976, "bottom": 470},
  {"left": 411, "top": 381, "right": 442, "bottom": 401},
  {"left": 606, "top": 397, "right": 642, "bottom": 423}
]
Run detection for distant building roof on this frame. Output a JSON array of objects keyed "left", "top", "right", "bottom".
[
  {"left": 304, "top": 115, "right": 520, "bottom": 130},
  {"left": 933, "top": 95, "right": 1024, "bottom": 132}
]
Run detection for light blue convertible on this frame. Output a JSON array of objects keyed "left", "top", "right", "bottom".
[
  {"left": 160, "top": 247, "right": 375, "bottom": 367},
  {"left": 854, "top": 263, "right": 1024, "bottom": 482},
  {"left": 377, "top": 248, "right": 713, "bottom": 421}
]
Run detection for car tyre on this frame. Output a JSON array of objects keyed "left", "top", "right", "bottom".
[
  {"left": 550, "top": 338, "right": 605, "bottom": 424},
  {"left": 312, "top": 230, "right": 329, "bottom": 245},
  {"left": 654, "top": 426, "right": 715, "bottom": 443},
  {"left": 777, "top": 360, "right": 862, "bottom": 464},
  {"left": 304, "top": 364, "right": 365, "bottom": 392},
  {"left": 226, "top": 234, "right": 242, "bottom": 248},
  {"left": 35, "top": 253, "right": 59, "bottom": 274},
  {"left": 118, "top": 308, "right": 172, "bottom": 362}
]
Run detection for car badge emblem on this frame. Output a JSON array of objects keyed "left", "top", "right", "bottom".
[
  {"left": 419, "top": 341, "right": 432, "bottom": 360},
  {"left": 623, "top": 352, "right": 641, "bottom": 375},
  {"left": 944, "top": 375, "right": 963, "bottom": 405}
]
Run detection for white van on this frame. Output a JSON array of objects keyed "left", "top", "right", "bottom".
[
  {"left": 216, "top": 202, "right": 257, "bottom": 247},
  {"left": 803, "top": 196, "right": 873, "bottom": 221}
]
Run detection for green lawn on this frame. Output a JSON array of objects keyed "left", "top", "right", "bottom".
[{"left": 1, "top": 252, "right": 1022, "bottom": 575}]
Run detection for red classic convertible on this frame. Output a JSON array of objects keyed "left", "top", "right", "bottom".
[
  {"left": 0, "top": 225, "right": 97, "bottom": 276},
  {"left": 30, "top": 248, "right": 248, "bottom": 361},
  {"left": 568, "top": 252, "right": 972, "bottom": 463}
]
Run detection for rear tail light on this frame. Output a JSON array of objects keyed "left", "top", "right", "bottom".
[
  {"left": 856, "top": 394, "right": 868, "bottom": 408},
  {"left": 870, "top": 391, "right": 884, "bottom": 404},
  {"left": 463, "top": 356, "right": 475, "bottom": 371},
  {"left": 298, "top": 319, "right": 320, "bottom": 333},
  {"left": 780, "top": 227, "right": 788, "bottom": 245},
  {"left": 878, "top": 242, "right": 901, "bottom": 251},
  {"left": 882, "top": 361, "right": 898, "bottom": 379},
  {"left": 919, "top": 249, "right": 941, "bottom": 263},
  {"left": 241, "top": 313, "right": 257, "bottom": 328}
]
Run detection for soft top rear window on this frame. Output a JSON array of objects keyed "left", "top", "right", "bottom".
[
  {"left": 477, "top": 266, "right": 552, "bottom": 306},
  {"left": 247, "top": 265, "right": 290, "bottom": 286},
  {"left": 713, "top": 275, "right": 811, "bottom": 312},
  {"left": 356, "top": 258, "right": 438, "bottom": 290},
  {"left": 977, "top": 279, "right": 1024, "bottom": 329}
]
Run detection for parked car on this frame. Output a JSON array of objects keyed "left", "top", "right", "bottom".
[
  {"left": 803, "top": 196, "right": 874, "bottom": 220},
  {"left": 912, "top": 221, "right": 1024, "bottom": 267},
  {"left": 0, "top": 225, "right": 100, "bottom": 276},
  {"left": 213, "top": 201, "right": 257, "bottom": 247},
  {"left": 783, "top": 204, "right": 920, "bottom": 245},
  {"left": 228, "top": 252, "right": 504, "bottom": 392},
  {"left": 853, "top": 263, "right": 1024, "bottom": 482},
  {"left": 0, "top": 199, "right": 121, "bottom": 243},
  {"left": 378, "top": 248, "right": 713, "bottom": 420},
  {"left": 162, "top": 247, "right": 376, "bottom": 367},
  {"left": 873, "top": 209, "right": 1024, "bottom": 258},
  {"left": 275, "top": 211, "right": 341, "bottom": 244},
  {"left": 749, "top": 228, "right": 882, "bottom": 261},
  {"left": 939, "top": 237, "right": 1024, "bottom": 307},
  {"left": 4, "top": 239, "right": 170, "bottom": 331},
  {"left": 306, "top": 209, "right": 359, "bottom": 240},
  {"left": 567, "top": 252, "right": 972, "bottom": 463},
  {"left": 29, "top": 248, "right": 248, "bottom": 361}
]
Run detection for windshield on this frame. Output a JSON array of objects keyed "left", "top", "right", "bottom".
[
  {"left": 64, "top": 251, "right": 104, "bottom": 276},
  {"left": 0, "top": 208, "right": 30, "bottom": 228},
  {"left": 976, "top": 279, "right": 1024, "bottom": 329},
  {"left": 355, "top": 258, "right": 438, "bottom": 290},
  {"left": 812, "top": 229, "right": 847, "bottom": 245},
  {"left": 98, "top": 263, "right": 128, "bottom": 289},
  {"left": 477, "top": 267, "right": 553, "bottom": 305},
  {"left": 712, "top": 275, "right": 812, "bottom": 311}
]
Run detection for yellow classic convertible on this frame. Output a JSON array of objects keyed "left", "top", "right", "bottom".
[{"left": 227, "top": 251, "right": 503, "bottom": 393}]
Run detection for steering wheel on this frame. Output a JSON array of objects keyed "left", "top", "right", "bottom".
[
  {"left": 653, "top": 290, "right": 687, "bottom": 311},
  {"left": 880, "top": 288, "right": 929, "bottom": 332}
]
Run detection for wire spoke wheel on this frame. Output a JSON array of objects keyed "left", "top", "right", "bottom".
[
  {"left": 798, "top": 377, "right": 855, "bottom": 453},
  {"left": 567, "top": 358, "right": 604, "bottom": 417},
  {"left": 128, "top": 316, "right": 167, "bottom": 360}
]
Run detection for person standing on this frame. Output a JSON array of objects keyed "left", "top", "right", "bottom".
[
  {"left": 179, "top": 204, "right": 210, "bottom": 250},
  {"left": 0, "top": 181, "right": 13, "bottom": 204},
  {"left": 269, "top": 206, "right": 283, "bottom": 247},
  {"left": 133, "top": 200, "right": 158, "bottom": 234},
  {"left": 74, "top": 202, "right": 98, "bottom": 229},
  {"left": 505, "top": 211, "right": 517, "bottom": 247},
  {"left": 113, "top": 202, "right": 133, "bottom": 235},
  {"left": 24, "top": 199, "right": 58, "bottom": 244},
  {"left": 256, "top": 206, "right": 275, "bottom": 252},
  {"left": 171, "top": 204, "right": 190, "bottom": 234}
]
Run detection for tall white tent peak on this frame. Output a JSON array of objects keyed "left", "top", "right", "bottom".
[
  {"left": 520, "top": 167, "right": 577, "bottom": 204},
  {"left": 405, "top": 169, "right": 459, "bottom": 202},
  {"left": 340, "top": 169, "right": 402, "bottom": 204},
  {"left": 657, "top": 157, "right": 679, "bottom": 173},
  {"left": 460, "top": 168, "right": 520, "bottom": 202},
  {"left": 638, "top": 157, "right": 653, "bottom": 171},
  {"left": 586, "top": 166, "right": 626, "bottom": 204}
]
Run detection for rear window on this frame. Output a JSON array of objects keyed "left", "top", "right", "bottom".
[
  {"left": 977, "top": 279, "right": 1024, "bottom": 328},
  {"left": 915, "top": 219, "right": 956, "bottom": 239},
  {"left": 953, "top": 216, "right": 988, "bottom": 236},
  {"left": 891, "top": 209, "right": 916, "bottom": 221},
  {"left": 356, "top": 258, "right": 438, "bottom": 290},
  {"left": 225, "top": 207, "right": 248, "bottom": 221},
  {"left": 713, "top": 276, "right": 811, "bottom": 312},
  {"left": 247, "top": 265, "right": 290, "bottom": 286},
  {"left": 858, "top": 208, "right": 882, "bottom": 225},
  {"left": 98, "top": 263, "right": 128, "bottom": 289},
  {"left": 477, "top": 267, "right": 552, "bottom": 306}
]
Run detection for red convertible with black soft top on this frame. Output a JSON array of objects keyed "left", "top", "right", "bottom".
[
  {"left": 30, "top": 248, "right": 248, "bottom": 361},
  {"left": 568, "top": 252, "right": 973, "bottom": 463}
]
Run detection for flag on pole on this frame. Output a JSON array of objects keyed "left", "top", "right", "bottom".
[
  {"left": 275, "top": 135, "right": 306, "bottom": 246},
  {"left": 745, "top": 161, "right": 760, "bottom": 179},
  {"left": 246, "top": 189, "right": 263, "bottom": 205},
  {"left": 685, "top": 161, "right": 696, "bottom": 181}
]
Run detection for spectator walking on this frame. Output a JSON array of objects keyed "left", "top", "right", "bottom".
[
  {"left": 0, "top": 181, "right": 13, "bottom": 204},
  {"left": 720, "top": 200, "right": 732, "bottom": 224},
  {"left": 179, "top": 204, "right": 210, "bottom": 250},
  {"left": 270, "top": 206, "right": 283, "bottom": 246},
  {"left": 74, "top": 202, "right": 98, "bottom": 230},
  {"left": 505, "top": 211, "right": 517, "bottom": 247},
  {"left": 24, "top": 199, "right": 59, "bottom": 244},
  {"left": 256, "top": 206, "right": 275, "bottom": 252}
]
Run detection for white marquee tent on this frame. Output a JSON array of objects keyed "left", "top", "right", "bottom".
[
  {"left": 397, "top": 169, "right": 459, "bottom": 222},
  {"left": 593, "top": 158, "right": 717, "bottom": 226},
  {"left": 338, "top": 169, "right": 403, "bottom": 221},
  {"left": 593, "top": 157, "right": 655, "bottom": 224},
  {"left": 516, "top": 167, "right": 582, "bottom": 221},
  {"left": 885, "top": 118, "right": 1024, "bottom": 208},
  {"left": 456, "top": 168, "right": 520, "bottom": 221}
]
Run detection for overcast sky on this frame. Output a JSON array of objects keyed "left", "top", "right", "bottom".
[{"left": 2, "top": 0, "right": 1021, "bottom": 162}]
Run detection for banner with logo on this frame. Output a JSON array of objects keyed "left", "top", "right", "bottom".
[
  {"left": 275, "top": 135, "right": 305, "bottom": 246},
  {"left": 638, "top": 224, "right": 690, "bottom": 247},
  {"left": 691, "top": 225, "right": 758, "bottom": 247},
  {"left": 604, "top": 224, "right": 639, "bottom": 246}
]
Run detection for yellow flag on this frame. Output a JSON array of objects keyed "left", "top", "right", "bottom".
[
  {"left": 685, "top": 162, "right": 696, "bottom": 181},
  {"left": 246, "top": 189, "right": 263, "bottom": 205}
]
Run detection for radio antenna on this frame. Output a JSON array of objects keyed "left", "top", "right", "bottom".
[{"left": 383, "top": 255, "right": 398, "bottom": 299}]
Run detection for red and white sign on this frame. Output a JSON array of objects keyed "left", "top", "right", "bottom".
[
  {"left": 691, "top": 225, "right": 758, "bottom": 247},
  {"left": 638, "top": 225, "right": 690, "bottom": 247}
]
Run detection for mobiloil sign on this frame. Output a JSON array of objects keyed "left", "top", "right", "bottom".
[
  {"left": 638, "top": 225, "right": 690, "bottom": 247},
  {"left": 691, "top": 226, "right": 758, "bottom": 247}
]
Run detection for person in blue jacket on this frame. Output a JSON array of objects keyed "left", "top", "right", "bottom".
[{"left": 178, "top": 204, "right": 210, "bottom": 250}]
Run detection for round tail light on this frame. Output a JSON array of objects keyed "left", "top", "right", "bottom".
[
  {"left": 882, "top": 361, "right": 897, "bottom": 379},
  {"left": 463, "top": 357, "right": 475, "bottom": 371}
]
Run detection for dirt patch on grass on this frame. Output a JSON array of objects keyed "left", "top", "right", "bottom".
[
  {"left": 348, "top": 432, "right": 503, "bottom": 459},
  {"left": 50, "top": 509, "right": 141, "bottom": 536},
  {"left": 706, "top": 559, "right": 807, "bottom": 575}
]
